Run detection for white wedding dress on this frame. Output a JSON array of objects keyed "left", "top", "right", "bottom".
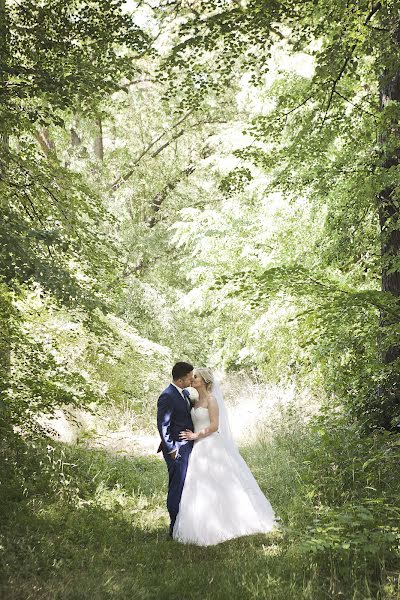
[{"left": 173, "top": 406, "right": 278, "bottom": 546}]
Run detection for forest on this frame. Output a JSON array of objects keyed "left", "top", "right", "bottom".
[{"left": 1, "top": 0, "right": 400, "bottom": 598}]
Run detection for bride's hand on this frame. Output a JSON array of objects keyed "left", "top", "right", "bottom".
[{"left": 179, "top": 429, "right": 198, "bottom": 441}]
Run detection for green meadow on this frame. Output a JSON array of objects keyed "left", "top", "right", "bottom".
[{"left": 2, "top": 400, "right": 399, "bottom": 600}]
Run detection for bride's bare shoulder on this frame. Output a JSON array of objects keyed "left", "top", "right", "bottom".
[{"left": 208, "top": 394, "right": 218, "bottom": 409}]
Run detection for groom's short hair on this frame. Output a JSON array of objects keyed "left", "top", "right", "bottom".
[{"left": 172, "top": 362, "right": 194, "bottom": 380}]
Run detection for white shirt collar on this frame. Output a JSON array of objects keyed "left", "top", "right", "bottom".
[{"left": 171, "top": 382, "right": 184, "bottom": 396}]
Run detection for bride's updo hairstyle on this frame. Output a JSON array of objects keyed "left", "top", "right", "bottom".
[{"left": 195, "top": 367, "right": 214, "bottom": 391}]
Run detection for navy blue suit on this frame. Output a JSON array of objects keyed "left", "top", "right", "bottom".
[{"left": 157, "top": 384, "right": 194, "bottom": 535}]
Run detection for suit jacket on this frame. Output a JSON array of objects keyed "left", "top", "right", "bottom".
[{"left": 157, "top": 384, "right": 194, "bottom": 453}]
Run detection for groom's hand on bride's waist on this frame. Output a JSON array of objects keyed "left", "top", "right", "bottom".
[{"left": 179, "top": 429, "right": 198, "bottom": 441}]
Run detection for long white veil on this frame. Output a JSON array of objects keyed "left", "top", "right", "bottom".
[
  {"left": 211, "top": 377, "right": 237, "bottom": 452},
  {"left": 211, "top": 375, "right": 279, "bottom": 528}
]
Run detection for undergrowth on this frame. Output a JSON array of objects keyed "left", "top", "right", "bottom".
[{"left": 1, "top": 399, "right": 399, "bottom": 599}]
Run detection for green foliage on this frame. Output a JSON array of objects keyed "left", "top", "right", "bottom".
[
  {"left": 294, "top": 409, "right": 400, "bottom": 534},
  {"left": 154, "top": 0, "right": 400, "bottom": 430},
  {"left": 0, "top": 140, "right": 125, "bottom": 425},
  {"left": 213, "top": 261, "right": 400, "bottom": 428},
  {"left": 1, "top": 0, "right": 150, "bottom": 130},
  {"left": 253, "top": 402, "right": 400, "bottom": 596},
  {"left": 0, "top": 146, "right": 120, "bottom": 308},
  {"left": 219, "top": 167, "right": 253, "bottom": 194},
  {"left": 301, "top": 501, "right": 399, "bottom": 556},
  {"left": 0, "top": 0, "right": 153, "bottom": 427},
  {"left": 89, "top": 314, "right": 172, "bottom": 429}
]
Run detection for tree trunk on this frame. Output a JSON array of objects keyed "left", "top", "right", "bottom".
[
  {"left": 376, "top": 24, "right": 400, "bottom": 428},
  {"left": 146, "top": 165, "right": 195, "bottom": 228},
  {"left": 379, "top": 34, "right": 400, "bottom": 346},
  {"left": 35, "top": 128, "right": 57, "bottom": 158},
  {"left": 0, "top": 0, "right": 9, "bottom": 156},
  {"left": 94, "top": 116, "right": 104, "bottom": 162},
  {"left": 70, "top": 110, "right": 82, "bottom": 147},
  {"left": 0, "top": 0, "right": 12, "bottom": 417}
]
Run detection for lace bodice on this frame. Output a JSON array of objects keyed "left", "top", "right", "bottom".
[{"left": 191, "top": 406, "right": 210, "bottom": 432}]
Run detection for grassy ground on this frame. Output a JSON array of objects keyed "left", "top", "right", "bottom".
[
  {"left": 1, "top": 399, "right": 400, "bottom": 600},
  {"left": 0, "top": 440, "right": 398, "bottom": 600},
  {"left": 1, "top": 443, "right": 288, "bottom": 600}
]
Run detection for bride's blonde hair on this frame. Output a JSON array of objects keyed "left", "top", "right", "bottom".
[{"left": 195, "top": 367, "right": 214, "bottom": 391}]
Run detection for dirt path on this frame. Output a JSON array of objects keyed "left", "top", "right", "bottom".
[{"left": 40, "top": 376, "right": 313, "bottom": 457}]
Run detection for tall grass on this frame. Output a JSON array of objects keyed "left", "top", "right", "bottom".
[{"left": 1, "top": 394, "right": 399, "bottom": 599}]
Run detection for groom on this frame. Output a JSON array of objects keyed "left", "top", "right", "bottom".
[{"left": 157, "top": 362, "right": 195, "bottom": 537}]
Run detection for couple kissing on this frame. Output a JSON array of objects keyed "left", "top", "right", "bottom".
[{"left": 157, "top": 362, "right": 278, "bottom": 546}]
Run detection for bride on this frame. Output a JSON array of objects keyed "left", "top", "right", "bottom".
[{"left": 173, "top": 368, "right": 278, "bottom": 546}]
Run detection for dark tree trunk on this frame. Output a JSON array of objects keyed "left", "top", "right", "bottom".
[
  {"left": 0, "top": 0, "right": 12, "bottom": 415},
  {"left": 70, "top": 128, "right": 81, "bottom": 147},
  {"left": 378, "top": 33, "right": 400, "bottom": 360},
  {"left": 375, "top": 24, "right": 400, "bottom": 428},
  {"left": 0, "top": 0, "right": 9, "bottom": 156}
]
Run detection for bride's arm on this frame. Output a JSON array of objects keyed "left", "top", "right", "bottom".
[{"left": 179, "top": 396, "right": 219, "bottom": 441}]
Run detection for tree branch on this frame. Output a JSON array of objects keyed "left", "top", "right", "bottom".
[
  {"left": 150, "top": 129, "right": 185, "bottom": 158},
  {"left": 146, "top": 164, "right": 196, "bottom": 228},
  {"left": 111, "top": 112, "right": 227, "bottom": 191},
  {"left": 334, "top": 90, "right": 377, "bottom": 119},
  {"left": 110, "top": 108, "right": 195, "bottom": 191},
  {"left": 320, "top": 3, "right": 382, "bottom": 127}
]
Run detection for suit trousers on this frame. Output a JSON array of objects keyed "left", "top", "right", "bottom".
[{"left": 162, "top": 441, "right": 193, "bottom": 535}]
